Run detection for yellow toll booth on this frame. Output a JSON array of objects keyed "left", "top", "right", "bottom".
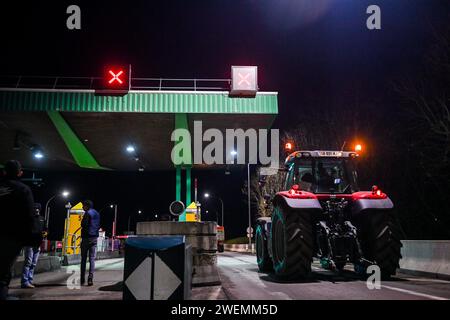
[
  {"left": 62, "top": 202, "right": 84, "bottom": 255},
  {"left": 185, "top": 202, "right": 201, "bottom": 222}
]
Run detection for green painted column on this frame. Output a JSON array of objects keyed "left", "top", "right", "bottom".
[
  {"left": 173, "top": 113, "right": 192, "bottom": 222},
  {"left": 186, "top": 166, "right": 191, "bottom": 206},
  {"left": 47, "top": 111, "right": 104, "bottom": 169},
  {"left": 176, "top": 166, "right": 186, "bottom": 222},
  {"left": 175, "top": 166, "right": 182, "bottom": 201}
]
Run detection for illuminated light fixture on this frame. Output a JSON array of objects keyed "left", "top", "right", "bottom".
[
  {"left": 126, "top": 145, "right": 135, "bottom": 153},
  {"left": 204, "top": 193, "right": 210, "bottom": 198},
  {"left": 62, "top": 190, "right": 70, "bottom": 197},
  {"left": 108, "top": 70, "right": 124, "bottom": 84},
  {"left": 237, "top": 72, "right": 251, "bottom": 86},
  {"left": 371, "top": 185, "right": 379, "bottom": 195},
  {"left": 285, "top": 142, "right": 293, "bottom": 151},
  {"left": 230, "top": 150, "right": 237, "bottom": 156},
  {"left": 34, "top": 151, "right": 44, "bottom": 159},
  {"left": 98, "top": 64, "right": 131, "bottom": 95},
  {"left": 355, "top": 144, "right": 362, "bottom": 152},
  {"left": 230, "top": 66, "right": 258, "bottom": 96},
  {"left": 290, "top": 184, "right": 300, "bottom": 195}
]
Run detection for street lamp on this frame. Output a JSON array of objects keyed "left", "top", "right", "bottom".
[
  {"left": 128, "top": 210, "right": 143, "bottom": 233},
  {"left": 126, "top": 145, "right": 136, "bottom": 153},
  {"left": 45, "top": 190, "right": 70, "bottom": 230},
  {"left": 247, "top": 163, "right": 251, "bottom": 251},
  {"left": 111, "top": 204, "right": 118, "bottom": 238},
  {"left": 203, "top": 193, "right": 224, "bottom": 227}
]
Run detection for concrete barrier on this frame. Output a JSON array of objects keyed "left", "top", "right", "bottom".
[
  {"left": 399, "top": 240, "right": 450, "bottom": 280},
  {"left": 224, "top": 243, "right": 255, "bottom": 253},
  {"left": 12, "top": 256, "right": 61, "bottom": 278},
  {"left": 137, "top": 221, "right": 220, "bottom": 286}
]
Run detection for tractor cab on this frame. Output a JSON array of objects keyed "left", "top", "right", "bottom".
[{"left": 284, "top": 150, "right": 360, "bottom": 196}]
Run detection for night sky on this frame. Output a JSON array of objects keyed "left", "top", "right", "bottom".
[{"left": 1, "top": 1, "right": 449, "bottom": 239}]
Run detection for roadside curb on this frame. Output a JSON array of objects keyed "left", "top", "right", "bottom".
[{"left": 224, "top": 243, "right": 255, "bottom": 253}]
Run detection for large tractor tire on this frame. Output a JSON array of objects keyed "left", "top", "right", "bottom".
[
  {"left": 271, "top": 205, "right": 313, "bottom": 279},
  {"left": 255, "top": 222, "right": 273, "bottom": 272},
  {"left": 360, "top": 211, "right": 402, "bottom": 279}
]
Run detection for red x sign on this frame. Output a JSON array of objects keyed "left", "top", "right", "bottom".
[
  {"left": 237, "top": 72, "right": 251, "bottom": 86},
  {"left": 108, "top": 70, "right": 124, "bottom": 84},
  {"left": 100, "top": 65, "right": 131, "bottom": 93},
  {"left": 230, "top": 66, "right": 258, "bottom": 96}
]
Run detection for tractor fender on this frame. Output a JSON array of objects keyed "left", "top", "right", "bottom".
[
  {"left": 273, "top": 193, "right": 323, "bottom": 211},
  {"left": 352, "top": 197, "right": 394, "bottom": 215}
]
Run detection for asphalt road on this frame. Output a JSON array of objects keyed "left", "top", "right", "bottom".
[
  {"left": 218, "top": 252, "right": 450, "bottom": 300},
  {"left": 8, "top": 253, "right": 450, "bottom": 300}
]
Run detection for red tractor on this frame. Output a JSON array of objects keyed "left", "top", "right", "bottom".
[{"left": 256, "top": 150, "right": 402, "bottom": 279}]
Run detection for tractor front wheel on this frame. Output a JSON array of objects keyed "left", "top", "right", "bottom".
[
  {"left": 256, "top": 222, "right": 272, "bottom": 272},
  {"left": 271, "top": 205, "right": 313, "bottom": 279}
]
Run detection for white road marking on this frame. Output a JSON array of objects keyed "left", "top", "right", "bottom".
[
  {"left": 401, "top": 277, "right": 450, "bottom": 284},
  {"left": 381, "top": 285, "right": 448, "bottom": 300}
]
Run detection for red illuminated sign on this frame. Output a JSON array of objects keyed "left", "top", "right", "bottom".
[
  {"left": 98, "top": 65, "right": 131, "bottom": 94},
  {"left": 230, "top": 66, "right": 258, "bottom": 96},
  {"left": 108, "top": 69, "right": 124, "bottom": 84}
]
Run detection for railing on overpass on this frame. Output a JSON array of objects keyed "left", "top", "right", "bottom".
[{"left": 0, "top": 75, "right": 232, "bottom": 91}]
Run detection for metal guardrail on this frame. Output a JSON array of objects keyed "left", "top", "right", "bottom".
[{"left": 0, "top": 75, "right": 232, "bottom": 91}]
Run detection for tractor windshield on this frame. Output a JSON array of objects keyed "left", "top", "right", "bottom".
[{"left": 294, "top": 158, "right": 359, "bottom": 194}]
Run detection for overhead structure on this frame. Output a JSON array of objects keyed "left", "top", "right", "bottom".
[{"left": 0, "top": 67, "right": 278, "bottom": 215}]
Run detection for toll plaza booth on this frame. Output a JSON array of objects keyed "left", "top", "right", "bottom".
[
  {"left": 217, "top": 226, "right": 225, "bottom": 252},
  {"left": 182, "top": 201, "right": 201, "bottom": 222},
  {"left": 0, "top": 67, "right": 278, "bottom": 283},
  {"left": 62, "top": 202, "right": 84, "bottom": 255}
]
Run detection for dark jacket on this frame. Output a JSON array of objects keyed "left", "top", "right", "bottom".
[
  {"left": 81, "top": 208, "right": 100, "bottom": 239},
  {"left": 0, "top": 177, "right": 35, "bottom": 243}
]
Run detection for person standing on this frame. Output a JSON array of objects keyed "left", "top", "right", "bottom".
[
  {"left": 21, "top": 203, "right": 44, "bottom": 289},
  {"left": 0, "top": 160, "right": 37, "bottom": 300},
  {"left": 80, "top": 200, "right": 100, "bottom": 286}
]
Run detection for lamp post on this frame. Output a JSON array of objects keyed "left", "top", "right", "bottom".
[
  {"left": 63, "top": 202, "right": 72, "bottom": 255},
  {"left": 111, "top": 204, "right": 118, "bottom": 252},
  {"left": 203, "top": 193, "right": 224, "bottom": 227},
  {"left": 128, "top": 210, "right": 143, "bottom": 232},
  {"left": 247, "top": 163, "right": 251, "bottom": 251},
  {"left": 45, "top": 190, "right": 70, "bottom": 230}
]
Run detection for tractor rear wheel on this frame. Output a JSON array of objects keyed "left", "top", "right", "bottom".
[
  {"left": 256, "top": 222, "right": 272, "bottom": 272},
  {"left": 361, "top": 212, "right": 402, "bottom": 279},
  {"left": 271, "top": 205, "right": 313, "bottom": 279}
]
